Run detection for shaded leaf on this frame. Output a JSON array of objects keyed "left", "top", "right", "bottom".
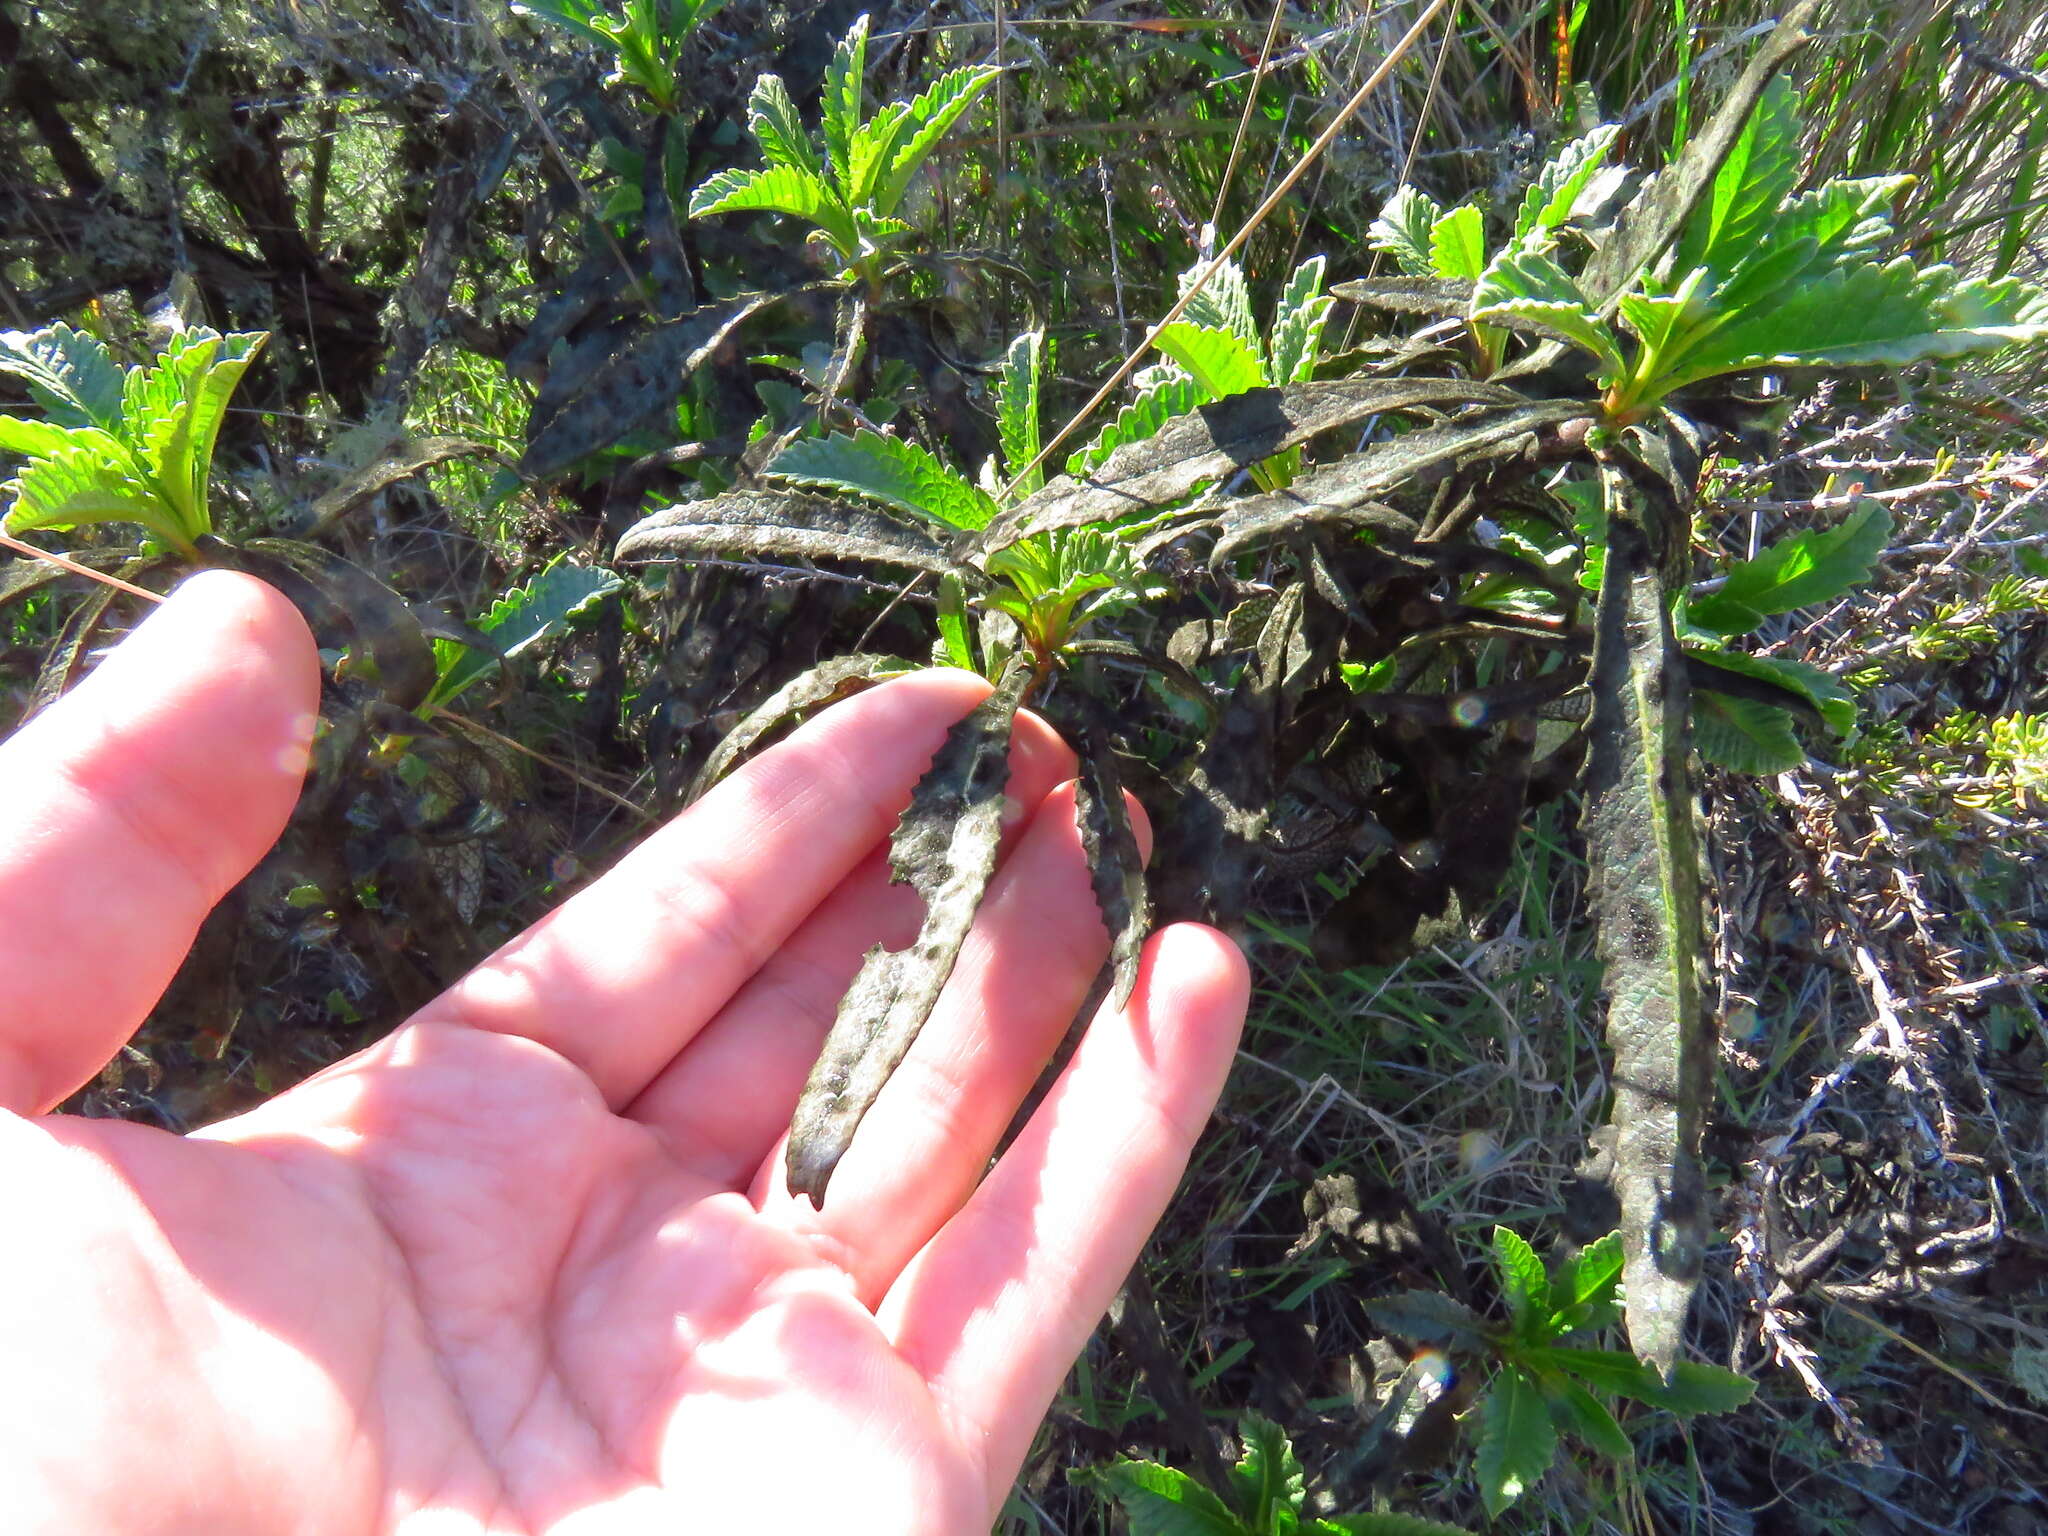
[
  {"left": 1314, "top": 1516, "right": 1475, "bottom": 1536},
  {"left": 1687, "top": 648, "right": 1854, "bottom": 734},
  {"left": 786, "top": 659, "right": 1032, "bottom": 1203},
  {"left": 615, "top": 488, "right": 969, "bottom": 580},
  {"left": 30, "top": 573, "right": 123, "bottom": 713},
  {"left": 1362, "top": 1290, "right": 1493, "bottom": 1349},
  {"left": 934, "top": 570, "right": 974, "bottom": 671},
  {"left": 1475, "top": 1368, "right": 1557, "bottom": 1518},
  {"left": 1692, "top": 692, "right": 1802, "bottom": 773},
  {"left": 868, "top": 63, "right": 1002, "bottom": 215},
  {"left": 1553, "top": 1230, "right": 1624, "bottom": 1318},
  {"left": 425, "top": 557, "right": 623, "bottom": 713},
  {"left": 690, "top": 652, "right": 919, "bottom": 800},
  {"left": 1529, "top": 1346, "right": 1756, "bottom": 1414},
  {"left": 0, "top": 322, "right": 127, "bottom": 432},
  {"left": 523, "top": 293, "right": 781, "bottom": 477},
  {"left": 769, "top": 428, "right": 996, "bottom": 530},
  {"left": 0, "top": 544, "right": 144, "bottom": 607},
  {"left": 224, "top": 537, "right": 440, "bottom": 711},
  {"left": 1085, "top": 1460, "right": 1243, "bottom": 1536},
  {"left": 1229, "top": 1412, "right": 1305, "bottom": 1531},
  {"left": 1543, "top": 1375, "right": 1634, "bottom": 1464},
  {"left": 821, "top": 13, "right": 867, "bottom": 179}
]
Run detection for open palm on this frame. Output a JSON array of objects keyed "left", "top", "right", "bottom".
[{"left": 0, "top": 574, "right": 1247, "bottom": 1534}]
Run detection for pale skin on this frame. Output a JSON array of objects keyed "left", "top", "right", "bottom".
[{"left": 0, "top": 571, "right": 1249, "bottom": 1535}]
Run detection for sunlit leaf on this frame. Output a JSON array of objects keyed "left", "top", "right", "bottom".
[
  {"left": 1178, "top": 255, "right": 1259, "bottom": 351},
  {"left": 1228, "top": 1412, "right": 1305, "bottom": 1531},
  {"left": 1667, "top": 76, "right": 1802, "bottom": 281},
  {"left": 997, "top": 329, "right": 1047, "bottom": 494},
  {"left": 821, "top": 13, "right": 868, "bottom": 178},
  {"left": 687, "top": 164, "right": 858, "bottom": 255},
  {"left": 1685, "top": 501, "right": 1893, "bottom": 634},
  {"left": 868, "top": 62, "right": 1001, "bottom": 215},
  {"left": 747, "top": 73, "right": 822, "bottom": 179},
  {"left": 1692, "top": 691, "right": 1803, "bottom": 773},
  {"left": 1515, "top": 124, "right": 1623, "bottom": 240},
  {"left": 1428, "top": 204, "right": 1488, "bottom": 281},
  {"left": 1153, "top": 321, "right": 1267, "bottom": 401},
  {"left": 1086, "top": 1460, "right": 1243, "bottom": 1536},
  {"left": 1475, "top": 1368, "right": 1557, "bottom": 1518},
  {"left": 1368, "top": 185, "right": 1443, "bottom": 278},
  {"left": 1470, "top": 247, "right": 1627, "bottom": 378},
  {"left": 769, "top": 428, "right": 997, "bottom": 530},
  {"left": 0, "top": 323, "right": 127, "bottom": 432},
  {"left": 1267, "top": 256, "right": 1333, "bottom": 385},
  {"left": 1492, "top": 1226, "right": 1550, "bottom": 1334}
]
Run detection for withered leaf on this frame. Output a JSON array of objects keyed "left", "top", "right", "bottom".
[
  {"left": 1209, "top": 401, "right": 1582, "bottom": 565},
  {"left": 1581, "top": 460, "right": 1709, "bottom": 1377},
  {"left": 521, "top": 292, "right": 783, "bottom": 478},
  {"left": 301, "top": 436, "right": 492, "bottom": 537},
  {"left": 785, "top": 657, "right": 1033, "bottom": 1205},
  {"left": 1072, "top": 719, "right": 1149, "bottom": 1009},
  {"left": 689, "top": 652, "right": 920, "bottom": 802},
  {"left": 616, "top": 489, "right": 971, "bottom": 582},
  {"left": 30, "top": 574, "right": 125, "bottom": 714},
  {"left": 978, "top": 378, "right": 1520, "bottom": 551},
  {"left": 1329, "top": 275, "right": 1475, "bottom": 316},
  {"left": 0, "top": 546, "right": 147, "bottom": 609}
]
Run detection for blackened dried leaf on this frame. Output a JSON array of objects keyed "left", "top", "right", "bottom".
[
  {"left": 1330, "top": 275, "right": 1475, "bottom": 316},
  {"left": 521, "top": 292, "right": 783, "bottom": 478},
  {"left": 30, "top": 573, "right": 123, "bottom": 714},
  {"left": 1582, "top": 461, "right": 1708, "bottom": 1377},
  {"left": 1073, "top": 726, "right": 1148, "bottom": 1009},
  {"left": 1209, "top": 401, "right": 1582, "bottom": 565},
  {"left": 786, "top": 658, "right": 1033, "bottom": 1205},
  {"left": 978, "top": 378, "right": 1519, "bottom": 551},
  {"left": 1579, "top": 0, "right": 1821, "bottom": 309},
  {"left": 1154, "top": 674, "right": 1273, "bottom": 929},
  {"left": 1059, "top": 637, "right": 1216, "bottom": 726},
  {"left": 689, "top": 652, "right": 919, "bottom": 802},
  {"left": 0, "top": 546, "right": 144, "bottom": 608},
  {"left": 616, "top": 489, "right": 970, "bottom": 581}
]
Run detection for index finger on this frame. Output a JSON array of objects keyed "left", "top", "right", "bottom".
[{"left": 416, "top": 669, "right": 1076, "bottom": 1107}]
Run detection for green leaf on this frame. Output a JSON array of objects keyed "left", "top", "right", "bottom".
[
  {"left": 425, "top": 557, "right": 624, "bottom": 712},
  {"left": 1470, "top": 247, "right": 1627, "bottom": 378},
  {"left": 1229, "top": 1413, "right": 1305, "bottom": 1532},
  {"left": 1687, "top": 648, "right": 1855, "bottom": 735},
  {"left": 1531, "top": 1347, "right": 1756, "bottom": 1415},
  {"left": 1180, "top": 256, "right": 1260, "bottom": 352},
  {"left": 2, "top": 441, "right": 175, "bottom": 545},
  {"left": 998, "top": 329, "right": 1047, "bottom": 495},
  {"left": 1362, "top": 1290, "right": 1494, "bottom": 1349},
  {"left": 687, "top": 165, "right": 858, "bottom": 257},
  {"left": 747, "top": 73, "right": 822, "bottom": 178},
  {"left": 1086, "top": 1460, "right": 1246, "bottom": 1536},
  {"left": 1553, "top": 1231, "right": 1625, "bottom": 1321},
  {"left": 868, "top": 62, "right": 1001, "bottom": 216},
  {"left": 1653, "top": 258, "right": 2048, "bottom": 397},
  {"left": 0, "top": 414, "right": 87, "bottom": 458},
  {"left": 1773, "top": 174, "right": 1911, "bottom": 271},
  {"left": 1492, "top": 1227, "right": 1550, "bottom": 1334},
  {"left": 126, "top": 329, "right": 264, "bottom": 543},
  {"left": 1312, "top": 1517, "right": 1475, "bottom": 1536},
  {"left": 1368, "top": 186, "right": 1443, "bottom": 278},
  {"left": 1668, "top": 76, "right": 1802, "bottom": 281},
  {"left": 1475, "top": 1368, "right": 1557, "bottom": 1518},
  {"left": 1685, "top": 501, "right": 1893, "bottom": 634},
  {"left": 1153, "top": 322, "right": 1268, "bottom": 402},
  {"left": 769, "top": 429, "right": 996, "bottom": 531},
  {"left": 822, "top": 13, "right": 868, "bottom": 179},
  {"left": 1428, "top": 204, "right": 1488, "bottom": 281},
  {"left": 1543, "top": 1375, "right": 1635, "bottom": 1464},
  {"left": 1267, "top": 256, "right": 1333, "bottom": 386},
  {"left": 1692, "top": 691, "right": 1802, "bottom": 773},
  {"left": 1516, "top": 124, "right": 1623, "bottom": 240},
  {"left": 0, "top": 323, "right": 127, "bottom": 432},
  {"left": 935, "top": 570, "right": 975, "bottom": 671},
  {"left": 1068, "top": 376, "right": 1208, "bottom": 474}
]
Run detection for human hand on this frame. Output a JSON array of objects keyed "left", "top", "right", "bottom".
[{"left": 0, "top": 572, "right": 1248, "bottom": 1534}]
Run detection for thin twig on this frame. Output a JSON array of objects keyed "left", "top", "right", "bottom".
[{"left": 0, "top": 534, "right": 165, "bottom": 603}]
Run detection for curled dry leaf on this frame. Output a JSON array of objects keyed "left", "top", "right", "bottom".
[
  {"left": 1071, "top": 714, "right": 1149, "bottom": 1009},
  {"left": 688, "top": 652, "right": 919, "bottom": 801},
  {"left": 977, "top": 377, "right": 1521, "bottom": 551},
  {"left": 616, "top": 488, "right": 969, "bottom": 581},
  {"left": 785, "top": 657, "right": 1033, "bottom": 1205}
]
